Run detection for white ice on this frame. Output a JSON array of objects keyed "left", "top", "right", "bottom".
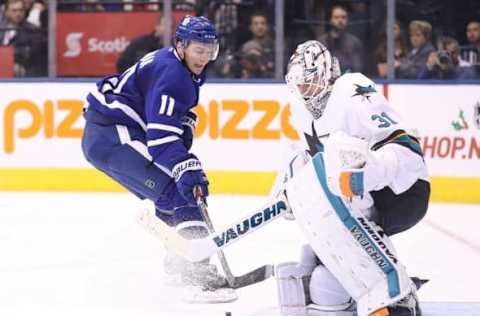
[{"left": 0, "top": 192, "right": 479, "bottom": 316}]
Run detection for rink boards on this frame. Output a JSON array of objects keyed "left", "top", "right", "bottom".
[{"left": 0, "top": 81, "right": 479, "bottom": 203}]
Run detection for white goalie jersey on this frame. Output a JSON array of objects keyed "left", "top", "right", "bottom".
[{"left": 288, "top": 72, "right": 429, "bottom": 195}]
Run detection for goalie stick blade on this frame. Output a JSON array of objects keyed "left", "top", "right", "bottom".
[{"left": 230, "top": 264, "right": 274, "bottom": 289}]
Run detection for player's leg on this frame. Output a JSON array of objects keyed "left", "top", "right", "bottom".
[
  {"left": 156, "top": 193, "right": 229, "bottom": 289},
  {"left": 370, "top": 179, "right": 430, "bottom": 236},
  {"left": 278, "top": 244, "right": 420, "bottom": 316},
  {"left": 82, "top": 120, "right": 173, "bottom": 203},
  {"left": 82, "top": 119, "right": 227, "bottom": 289},
  {"left": 276, "top": 244, "right": 355, "bottom": 316},
  {"left": 284, "top": 152, "right": 418, "bottom": 316},
  {"left": 308, "top": 231, "right": 422, "bottom": 316}
]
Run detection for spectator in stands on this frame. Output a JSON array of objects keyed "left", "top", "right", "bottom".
[
  {"left": 396, "top": 20, "right": 435, "bottom": 79},
  {"left": 0, "top": 0, "right": 46, "bottom": 76},
  {"left": 207, "top": 1, "right": 240, "bottom": 78},
  {"left": 116, "top": 14, "right": 165, "bottom": 73},
  {"left": 418, "top": 36, "right": 476, "bottom": 80},
  {"left": 59, "top": 0, "right": 106, "bottom": 12},
  {"left": 238, "top": 11, "right": 274, "bottom": 78},
  {"left": 0, "top": 1, "right": 5, "bottom": 23},
  {"left": 319, "top": 4, "right": 364, "bottom": 73},
  {"left": 24, "top": 0, "right": 44, "bottom": 27},
  {"left": 210, "top": 52, "right": 241, "bottom": 78},
  {"left": 239, "top": 41, "right": 268, "bottom": 78},
  {"left": 374, "top": 21, "right": 409, "bottom": 78},
  {"left": 466, "top": 21, "right": 480, "bottom": 51},
  {"left": 123, "top": 0, "right": 160, "bottom": 12},
  {"left": 464, "top": 21, "right": 480, "bottom": 65}
]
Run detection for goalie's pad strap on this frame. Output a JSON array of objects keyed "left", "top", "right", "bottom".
[
  {"left": 286, "top": 152, "right": 413, "bottom": 316},
  {"left": 276, "top": 262, "right": 311, "bottom": 316}
]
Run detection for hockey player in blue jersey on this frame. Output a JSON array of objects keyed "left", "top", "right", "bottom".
[{"left": 81, "top": 16, "right": 229, "bottom": 294}]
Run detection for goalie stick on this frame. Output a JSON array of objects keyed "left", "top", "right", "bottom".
[
  {"left": 194, "top": 186, "right": 273, "bottom": 289},
  {"left": 139, "top": 191, "right": 289, "bottom": 289}
]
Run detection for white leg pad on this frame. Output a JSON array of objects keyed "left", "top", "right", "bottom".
[
  {"left": 299, "top": 244, "right": 319, "bottom": 270},
  {"left": 310, "top": 265, "right": 351, "bottom": 307},
  {"left": 285, "top": 153, "right": 414, "bottom": 316},
  {"left": 276, "top": 262, "right": 312, "bottom": 316}
]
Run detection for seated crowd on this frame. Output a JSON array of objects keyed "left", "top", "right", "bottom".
[{"left": 0, "top": 0, "right": 479, "bottom": 79}]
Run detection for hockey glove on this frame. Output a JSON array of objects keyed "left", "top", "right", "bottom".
[
  {"left": 323, "top": 132, "right": 368, "bottom": 198},
  {"left": 181, "top": 111, "right": 197, "bottom": 151},
  {"left": 172, "top": 154, "right": 209, "bottom": 205}
]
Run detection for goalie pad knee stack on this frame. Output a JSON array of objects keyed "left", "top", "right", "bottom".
[{"left": 309, "top": 265, "right": 351, "bottom": 308}]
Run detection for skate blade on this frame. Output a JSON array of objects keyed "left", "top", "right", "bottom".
[{"left": 181, "top": 285, "right": 238, "bottom": 303}]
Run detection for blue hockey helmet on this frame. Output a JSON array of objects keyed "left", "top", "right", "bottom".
[{"left": 175, "top": 15, "right": 219, "bottom": 61}]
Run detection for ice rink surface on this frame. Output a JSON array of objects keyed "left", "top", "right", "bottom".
[{"left": 0, "top": 192, "right": 479, "bottom": 316}]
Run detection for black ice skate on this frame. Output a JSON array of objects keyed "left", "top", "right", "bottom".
[{"left": 386, "top": 292, "right": 422, "bottom": 316}]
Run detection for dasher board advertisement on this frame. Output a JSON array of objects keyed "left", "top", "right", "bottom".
[{"left": 0, "top": 81, "right": 478, "bottom": 202}]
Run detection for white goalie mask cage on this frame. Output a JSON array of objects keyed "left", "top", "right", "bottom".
[{"left": 285, "top": 40, "right": 341, "bottom": 119}]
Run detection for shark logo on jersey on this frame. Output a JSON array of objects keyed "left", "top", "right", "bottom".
[
  {"left": 304, "top": 122, "right": 327, "bottom": 156},
  {"left": 352, "top": 84, "right": 376, "bottom": 101}
]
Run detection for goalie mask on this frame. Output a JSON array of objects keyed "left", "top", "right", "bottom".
[{"left": 285, "top": 41, "right": 341, "bottom": 119}]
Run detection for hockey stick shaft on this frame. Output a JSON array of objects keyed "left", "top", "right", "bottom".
[
  {"left": 194, "top": 187, "right": 280, "bottom": 289},
  {"left": 194, "top": 187, "right": 237, "bottom": 287}
]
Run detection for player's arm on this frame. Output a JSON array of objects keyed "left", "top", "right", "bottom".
[
  {"left": 363, "top": 95, "right": 426, "bottom": 190},
  {"left": 180, "top": 110, "right": 197, "bottom": 151},
  {"left": 326, "top": 97, "right": 426, "bottom": 198},
  {"left": 144, "top": 70, "right": 208, "bottom": 205}
]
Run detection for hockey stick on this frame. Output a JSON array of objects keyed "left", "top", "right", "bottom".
[
  {"left": 194, "top": 186, "right": 237, "bottom": 287},
  {"left": 194, "top": 186, "right": 274, "bottom": 289},
  {"left": 139, "top": 192, "right": 289, "bottom": 288}
]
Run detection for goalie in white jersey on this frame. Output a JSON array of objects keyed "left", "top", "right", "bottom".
[{"left": 273, "top": 40, "right": 430, "bottom": 316}]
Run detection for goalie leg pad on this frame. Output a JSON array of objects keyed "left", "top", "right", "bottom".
[
  {"left": 285, "top": 152, "right": 414, "bottom": 316},
  {"left": 276, "top": 262, "right": 313, "bottom": 316},
  {"left": 299, "top": 244, "right": 319, "bottom": 270},
  {"left": 309, "top": 264, "right": 351, "bottom": 307}
]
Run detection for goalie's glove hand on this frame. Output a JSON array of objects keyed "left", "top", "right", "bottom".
[
  {"left": 172, "top": 154, "right": 209, "bottom": 206},
  {"left": 323, "top": 131, "right": 368, "bottom": 198}
]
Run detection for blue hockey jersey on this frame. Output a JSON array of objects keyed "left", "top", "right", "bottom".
[{"left": 86, "top": 47, "right": 205, "bottom": 171}]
